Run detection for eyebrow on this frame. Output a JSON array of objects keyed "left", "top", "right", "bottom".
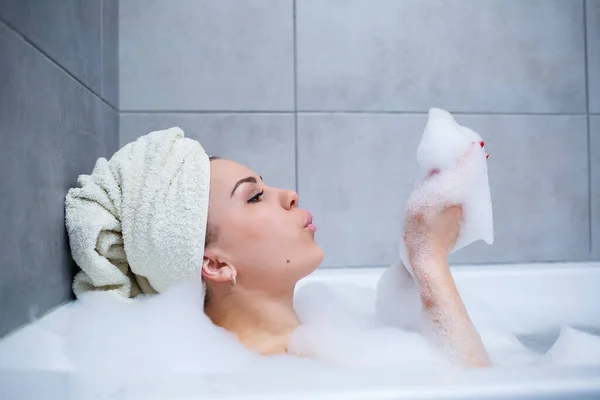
[{"left": 230, "top": 176, "right": 262, "bottom": 198}]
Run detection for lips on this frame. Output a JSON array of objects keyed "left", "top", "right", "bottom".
[{"left": 304, "top": 212, "right": 317, "bottom": 232}]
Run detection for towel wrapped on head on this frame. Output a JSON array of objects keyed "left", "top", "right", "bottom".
[{"left": 65, "top": 127, "right": 210, "bottom": 300}]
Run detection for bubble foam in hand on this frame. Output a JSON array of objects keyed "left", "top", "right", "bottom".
[{"left": 401, "top": 108, "right": 494, "bottom": 271}]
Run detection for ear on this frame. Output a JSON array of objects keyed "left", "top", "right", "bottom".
[{"left": 201, "top": 249, "right": 236, "bottom": 284}]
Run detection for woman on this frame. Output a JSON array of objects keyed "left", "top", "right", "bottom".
[
  {"left": 65, "top": 127, "right": 489, "bottom": 369},
  {"left": 203, "top": 157, "right": 489, "bottom": 367}
]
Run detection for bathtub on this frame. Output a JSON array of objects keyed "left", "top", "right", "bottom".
[{"left": 1, "top": 261, "right": 599, "bottom": 399}]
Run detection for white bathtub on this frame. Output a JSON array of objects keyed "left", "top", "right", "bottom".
[{"left": 1, "top": 262, "right": 599, "bottom": 399}]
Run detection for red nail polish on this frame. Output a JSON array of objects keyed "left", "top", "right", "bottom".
[
  {"left": 480, "top": 141, "right": 485, "bottom": 148},
  {"left": 486, "top": 154, "right": 489, "bottom": 159}
]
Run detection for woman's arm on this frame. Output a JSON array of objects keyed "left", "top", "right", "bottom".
[
  {"left": 414, "top": 258, "right": 490, "bottom": 368},
  {"left": 404, "top": 205, "right": 491, "bottom": 368}
]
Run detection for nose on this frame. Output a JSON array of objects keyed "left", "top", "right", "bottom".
[{"left": 282, "top": 189, "right": 298, "bottom": 210}]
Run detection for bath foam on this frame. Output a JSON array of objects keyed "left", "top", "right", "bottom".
[
  {"left": 374, "top": 262, "right": 423, "bottom": 331},
  {"left": 294, "top": 280, "right": 475, "bottom": 370},
  {"left": 288, "top": 324, "right": 449, "bottom": 370},
  {"left": 291, "top": 280, "right": 449, "bottom": 370},
  {"left": 64, "top": 283, "right": 256, "bottom": 397},
  {"left": 544, "top": 326, "right": 600, "bottom": 366},
  {"left": 9, "top": 278, "right": 599, "bottom": 399},
  {"left": 61, "top": 282, "right": 456, "bottom": 398},
  {"left": 294, "top": 281, "right": 379, "bottom": 330},
  {"left": 292, "top": 280, "right": 533, "bottom": 370},
  {"left": 400, "top": 108, "right": 493, "bottom": 273},
  {"left": 373, "top": 266, "right": 540, "bottom": 367}
]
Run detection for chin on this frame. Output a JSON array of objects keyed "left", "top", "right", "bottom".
[{"left": 300, "top": 244, "right": 324, "bottom": 278}]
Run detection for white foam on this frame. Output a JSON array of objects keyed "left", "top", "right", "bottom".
[
  {"left": 288, "top": 324, "right": 449, "bottom": 370},
  {"left": 544, "top": 326, "right": 600, "bottom": 366},
  {"left": 374, "top": 263, "right": 423, "bottom": 330},
  {"left": 291, "top": 279, "right": 448, "bottom": 370},
  {"left": 0, "top": 324, "right": 73, "bottom": 371},
  {"left": 294, "top": 281, "right": 378, "bottom": 329},
  {"left": 2, "top": 278, "right": 600, "bottom": 398},
  {"left": 64, "top": 283, "right": 256, "bottom": 397},
  {"left": 478, "top": 328, "right": 541, "bottom": 367},
  {"left": 400, "top": 108, "right": 493, "bottom": 273}
]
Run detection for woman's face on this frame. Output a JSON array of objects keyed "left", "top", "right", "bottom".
[{"left": 202, "top": 159, "right": 323, "bottom": 295}]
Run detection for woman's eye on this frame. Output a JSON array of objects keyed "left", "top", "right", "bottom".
[{"left": 248, "top": 191, "right": 264, "bottom": 203}]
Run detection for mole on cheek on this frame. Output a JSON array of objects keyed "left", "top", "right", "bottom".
[{"left": 286, "top": 259, "right": 290, "bottom": 264}]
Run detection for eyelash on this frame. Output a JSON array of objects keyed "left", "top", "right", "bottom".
[{"left": 248, "top": 191, "right": 264, "bottom": 203}]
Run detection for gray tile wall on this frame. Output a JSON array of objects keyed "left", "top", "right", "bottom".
[
  {"left": 589, "top": 0, "right": 600, "bottom": 113},
  {"left": 0, "top": 2, "right": 119, "bottom": 337},
  {"left": 297, "top": 0, "right": 586, "bottom": 113},
  {"left": 119, "top": 0, "right": 293, "bottom": 111},
  {"left": 587, "top": 0, "right": 599, "bottom": 258},
  {"left": 0, "top": 0, "right": 119, "bottom": 108},
  {"left": 118, "top": 0, "right": 600, "bottom": 268},
  {"left": 298, "top": 114, "right": 590, "bottom": 267},
  {"left": 592, "top": 116, "right": 600, "bottom": 259},
  {"left": 120, "top": 113, "right": 296, "bottom": 190}
]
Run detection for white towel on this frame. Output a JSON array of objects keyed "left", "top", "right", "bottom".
[
  {"left": 400, "top": 108, "right": 494, "bottom": 273},
  {"left": 65, "top": 127, "right": 210, "bottom": 299}
]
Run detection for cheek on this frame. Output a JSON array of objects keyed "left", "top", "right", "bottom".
[
  {"left": 245, "top": 208, "right": 291, "bottom": 235},
  {"left": 226, "top": 211, "right": 302, "bottom": 257},
  {"left": 222, "top": 211, "right": 322, "bottom": 279},
  {"left": 220, "top": 206, "right": 320, "bottom": 262},
  {"left": 220, "top": 210, "right": 285, "bottom": 251}
]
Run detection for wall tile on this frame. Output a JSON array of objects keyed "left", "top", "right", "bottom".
[
  {"left": 449, "top": 114, "right": 590, "bottom": 264},
  {"left": 0, "top": 23, "right": 118, "bottom": 337},
  {"left": 297, "top": 113, "right": 590, "bottom": 268},
  {"left": 0, "top": 0, "right": 103, "bottom": 96},
  {"left": 297, "top": 0, "right": 586, "bottom": 113},
  {"left": 591, "top": 116, "right": 600, "bottom": 259},
  {"left": 588, "top": 0, "right": 600, "bottom": 113},
  {"left": 102, "top": 0, "right": 119, "bottom": 108},
  {"left": 297, "top": 113, "right": 424, "bottom": 267},
  {"left": 120, "top": 113, "right": 296, "bottom": 190},
  {"left": 119, "top": 0, "right": 294, "bottom": 111}
]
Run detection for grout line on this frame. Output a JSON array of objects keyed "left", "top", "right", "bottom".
[
  {"left": 120, "top": 110, "right": 296, "bottom": 114},
  {"left": 100, "top": 0, "right": 104, "bottom": 100},
  {"left": 293, "top": 0, "right": 300, "bottom": 201},
  {"left": 0, "top": 17, "right": 117, "bottom": 113},
  {"left": 297, "top": 110, "right": 588, "bottom": 116},
  {"left": 119, "top": 110, "right": 589, "bottom": 116},
  {"left": 584, "top": 0, "right": 593, "bottom": 255}
]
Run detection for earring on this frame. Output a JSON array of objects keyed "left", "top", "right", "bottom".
[{"left": 231, "top": 275, "right": 236, "bottom": 287}]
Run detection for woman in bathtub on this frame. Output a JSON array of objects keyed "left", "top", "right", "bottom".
[{"left": 65, "top": 128, "right": 490, "bottom": 369}]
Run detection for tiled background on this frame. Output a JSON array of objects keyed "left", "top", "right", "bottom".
[
  {"left": 1, "top": 0, "right": 599, "bottom": 336},
  {"left": 119, "top": 0, "right": 599, "bottom": 267},
  {"left": 0, "top": 0, "right": 118, "bottom": 336}
]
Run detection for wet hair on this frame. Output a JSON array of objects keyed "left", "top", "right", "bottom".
[{"left": 205, "top": 156, "right": 220, "bottom": 247}]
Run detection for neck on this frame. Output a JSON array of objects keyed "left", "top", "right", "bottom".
[{"left": 205, "top": 285, "right": 300, "bottom": 355}]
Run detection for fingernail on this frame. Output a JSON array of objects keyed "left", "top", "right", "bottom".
[
  {"left": 486, "top": 154, "right": 489, "bottom": 159},
  {"left": 480, "top": 141, "right": 485, "bottom": 148}
]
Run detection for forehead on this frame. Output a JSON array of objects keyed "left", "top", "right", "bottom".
[{"left": 209, "top": 159, "right": 257, "bottom": 195}]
